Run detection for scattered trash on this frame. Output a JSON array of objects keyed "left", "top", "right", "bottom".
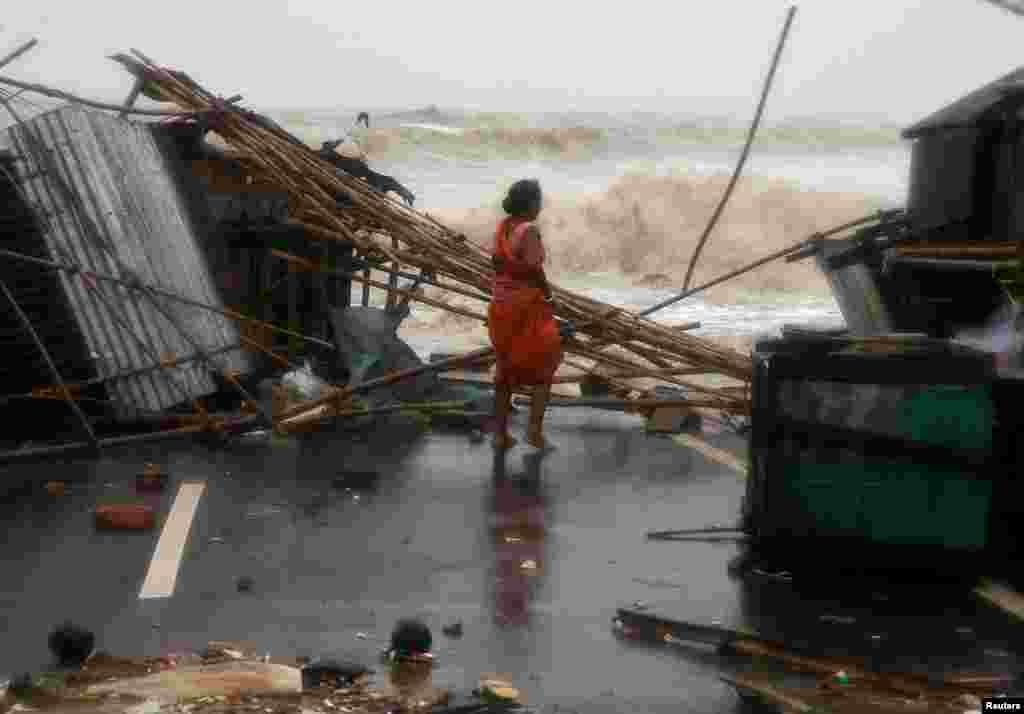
[
  {"left": 85, "top": 661, "right": 303, "bottom": 703},
  {"left": 955, "top": 626, "right": 975, "bottom": 636},
  {"left": 236, "top": 429, "right": 271, "bottom": 443},
  {"left": 520, "top": 559, "right": 538, "bottom": 572},
  {"left": 202, "top": 643, "right": 246, "bottom": 661},
  {"left": 401, "top": 536, "right": 412, "bottom": 545},
  {"left": 477, "top": 677, "right": 519, "bottom": 703},
  {"left": 389, "top": 619, "right": 432, "bottom": 658},
  {"left": 8, "top": 673, "right": 33, "bottom": 697},
  {"left": 441, "top": 622, "right": 463, "bottom": 639},
  {"left": 136, "top": 463, "right": 167, "bottom": 492},
  {"left": 236, "top": 576, "right": 254, "bottom": 593},
  {"left": 832, "top": 670, "right": 849, "bottom": 685},
  {"left": 126, "top": 699, "right": 162, "bottom": 714},
  {"left": 355, "top": 633, "right": 368, "bottom": 641},
  {"left": 301, "top": 658, "right": 372, "bottom": 691},
  {"left": 282, "top": 360, "right": 328, "bottom": 401},
  {"left": 819, "top": 614, "right": 857, "bottom": 625},
  {"left": 632, "top": 601, "right": 648, "bottom": 610},
  {"left": 208, "top": 537, "right": 225, "bottom": 545},
  {"left": 44, "top": 481, "right": 65, "bottom": 496},
  {"left": 469, "top": 430, "right": 484, "bottom": 443},
  {"left": 94, "top": 503, "right": 156, "bottom": 530},
  {"left": 48, "top": 621, "right": 95, "bottom": 667}
]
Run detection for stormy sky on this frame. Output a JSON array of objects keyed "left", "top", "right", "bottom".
[{"left": 0, "top": 0, "right": 1021, "bottom": 124}]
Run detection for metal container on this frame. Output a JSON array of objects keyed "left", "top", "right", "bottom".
[{"left": 905, "top": 128, "right": 981, "bottom": 241}]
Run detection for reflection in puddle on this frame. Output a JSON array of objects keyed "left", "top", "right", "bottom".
[{"left": 489, "top": 452, "right": 550, "bottom": 627}]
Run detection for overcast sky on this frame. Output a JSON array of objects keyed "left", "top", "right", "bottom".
[{"left": 1, "top": 0, "right": 1021, "bottom": 124}]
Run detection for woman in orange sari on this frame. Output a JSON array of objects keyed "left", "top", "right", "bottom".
[{"left": 488, "top": 179, "right": 562, "bottom": 450}]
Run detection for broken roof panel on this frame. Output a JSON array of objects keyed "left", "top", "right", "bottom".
[
  {"left": 0, "top": 103, "right": 253, "bottom": 416},
  {"left": 902, "top": 65, "right": 1024, "bottom": 139}
]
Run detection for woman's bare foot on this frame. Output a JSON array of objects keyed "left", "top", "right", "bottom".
[{"left": 493, "top": 434, "right": 518, "bottom": 450}]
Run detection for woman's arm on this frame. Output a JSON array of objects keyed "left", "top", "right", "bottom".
[{"left": 521, "top": 226, "right": 552, "bottom": 299}]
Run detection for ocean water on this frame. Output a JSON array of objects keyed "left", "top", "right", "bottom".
[{"left": 266, "top": 107, "right": 911, "bottom": 356}]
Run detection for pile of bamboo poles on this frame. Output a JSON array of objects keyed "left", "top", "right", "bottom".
[{"left": 109, "top": 50, "right": 752, "bottom": 419}]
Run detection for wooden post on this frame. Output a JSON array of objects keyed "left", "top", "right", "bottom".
[
  {"left": 361, "top": 252, "right": 371, "bottom": 306},
  {"left": 288, "top": 258, "right": 299, "bottom": 359},
  {"left": 0, "top": 277, "right": 101, "bottom": 454},
  {"left": 386, "top": 237, "right": 399, "bottom": 309}
]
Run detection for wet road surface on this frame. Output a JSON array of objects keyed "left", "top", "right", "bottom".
[{"left": 0, "top": 408, "right": 1020, "bottom": 712}]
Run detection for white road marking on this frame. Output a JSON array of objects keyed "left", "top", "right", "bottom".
[
  {"left": 671, "top": 433, "right": 748, "bottom": 477},
  {"left": 139, "top": 481, "right": 206, "bottom": 599}
]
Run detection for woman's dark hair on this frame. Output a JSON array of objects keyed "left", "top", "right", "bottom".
[{"left": 502, "top": 179, "right": 542, "bottom": 216}]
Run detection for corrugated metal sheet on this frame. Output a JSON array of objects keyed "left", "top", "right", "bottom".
[
  {"left": 2, "top": 104, "right": 252, "bottom": 415},
  {"left": 902, "top": 65, "right": 1024, "bottom": 139}
]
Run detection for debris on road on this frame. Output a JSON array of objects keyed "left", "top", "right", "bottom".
[
  {"left": 615, "top": 606, "right": 1018, "bottom": 710},
  {"left": 236, "top": 577, "right": 254, "bottom": 593},
  {"left": 48, "top": 621, "right": 96, "bottom": 667},
  {"left": 388, "top": 619, "right": 432, "bottom": 659},
  {"left": 475, "top": 676, "right": 521, "bottom": 704},
  {"left": 136, "top": 463, "right": 168, "bottom": 492},
  {"left": 300, "top": 659, "right": 372, "bottom": 691},
  {"left": 44, "top": 481, "right": 66, "bottom": 496},
  {"left": 94, "top": 503, "right": 157, "bottom": 530},
  {"left": 441, "top": 622, "right": 463, "bottom": 639}
]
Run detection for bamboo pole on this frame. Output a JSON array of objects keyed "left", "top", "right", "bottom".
[
  {"left": 278, "top": 347, "right": 496, "bottom": 424},
  {"left": 0, "top": 414, "right": 261, "bottom": 465},
  {"left": 0, "top": 39, "right": 39, "bottom": 72},
  {"left": 0, "top": 248, "right": 336, "bottom": 350},
  {"left": 0, "top": 74, "right": 204, "bottom": 117},
  {"left": 679, "top": 6, "right": 797, "bottom": 294},
  {"left": 639, "top": 210, "right": 891, "bottom": 317},
  {"left": 0, "top": 278, "right": 101, "bottom": 453},
  {"left": 516, "top": 397, "right": 748, "bottom": 412}
]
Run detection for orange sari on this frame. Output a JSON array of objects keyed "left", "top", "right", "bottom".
[{"left": 488, "top": 218, "right": 562, "bottom": 387}]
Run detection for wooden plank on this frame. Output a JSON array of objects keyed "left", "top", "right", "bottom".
[
  {"left": 671, "top": 433, "right": 748, "bottom": 476},
  {"left": 974, "top": 578, "right": 1024, "bottom": 621}
]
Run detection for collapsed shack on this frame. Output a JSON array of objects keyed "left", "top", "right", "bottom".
[
  {"left": 0, "top": 45, "right": 760, "bottom": 462},
  {"left": 0, "top": 103, "right": 356, "bottom": 450}
]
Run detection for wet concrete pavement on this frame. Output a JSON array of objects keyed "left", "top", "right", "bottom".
[{"left": 0, "top": 407, "right": 1020, "bottom": 712}]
